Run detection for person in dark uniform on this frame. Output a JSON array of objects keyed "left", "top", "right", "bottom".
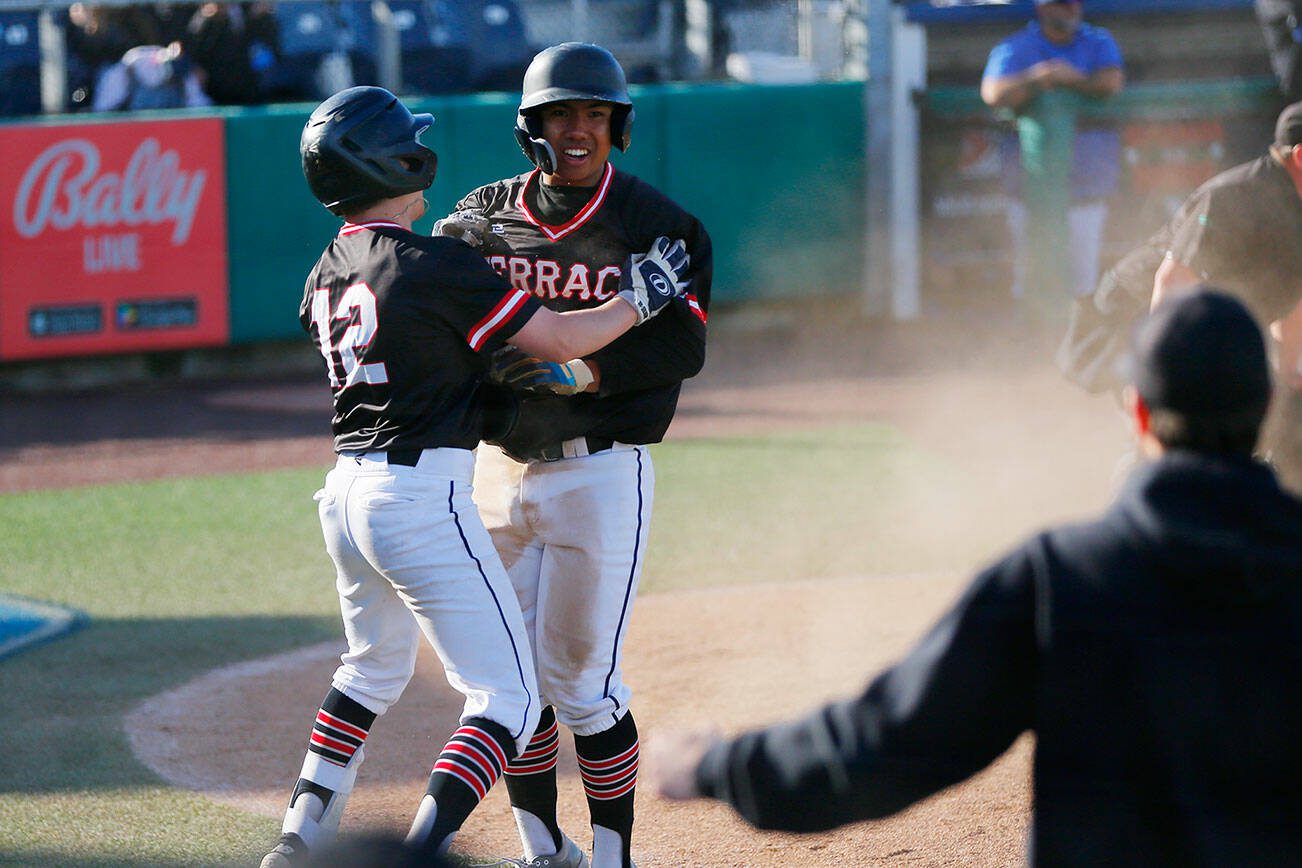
[
  {"left": 650, "top": 290, "right": 1302, "bottom": 867},
  {"left": 259, "top": 84, "right": 689, "bottom": 868},
  {"left": 432, "top": 42, "right": 711, "bottom": 868},
  {"left": 1151, "top": 102, "right": 1302, "bottom": 495},
  {"left": 1060, "top": 100, "right": 1302, "bottom": 494},
  {"left": 1256, "top": 0, "right": 1302, "bottom": 102}
]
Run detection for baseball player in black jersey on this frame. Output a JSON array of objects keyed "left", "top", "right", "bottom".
[
  {"left": 432, "top": 43, "right": 711, "bottom": 868},
  {"left": 1149, "top": 102, "right": 1302, "bottom": 493},
  {"left": 259, "top": 85, "right": 690, "bottom": 868},
  {"left": 1059, "top": 100, "right": 1302, "bottom": 493}
]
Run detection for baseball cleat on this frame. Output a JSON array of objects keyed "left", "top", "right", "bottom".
[
  {"left": 488, "top": 835, "right": 590, "bottom": 867},
  {"left": 259, "top": 832, "right": 307, "bottom": 867}
]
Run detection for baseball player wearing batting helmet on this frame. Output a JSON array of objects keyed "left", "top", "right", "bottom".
[
  {"left": 259, "top": 84, "right": 689, "bottom": 868},
  {"left": 432, "top": 42, "right": 711, "bottom": 868},
  {"left": 651, "top": 290, "right": 1302, "bottom": 866}
]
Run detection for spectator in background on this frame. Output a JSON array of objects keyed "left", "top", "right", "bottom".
[
  {"left": 1256, "top": 0, "right": 1302, "bottom": 102},
  {"left": 65, "top": 3, "right": 140, "bottom": 109},
  {"left": 91, "top": 41, "right": 211, "bottom": 111},
  {"left": 151, "top": 1, "right": 201, "bottom": 46},
  {"left": 650, "top": 290, "right": 1302, "bottom": 867},
  {"left": 980, "top": 0, "right": 1125, "bottom": 302},
  {"left": 185, "top": 1, "right": 260, "bottom": 105},
  {"left": 242, "top": 1, "right": 289, "bottom": 101}
]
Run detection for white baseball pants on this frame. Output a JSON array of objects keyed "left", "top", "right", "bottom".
[
  {"left": 473, "top": 442, "right": 653, "bottom": 736},
  {"left": 315, "top": 449, "right": 540, "bottom": 753}
]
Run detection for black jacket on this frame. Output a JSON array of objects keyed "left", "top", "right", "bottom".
[{"left": 696, "top": 451, "right": 1302, "bottom": 866}]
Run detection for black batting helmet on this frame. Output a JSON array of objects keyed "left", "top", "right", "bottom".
[
  {"left": 301, "top": 86, "right": 437, "bottom": 216},
  {"left": 514, "top": 42, "right": 634, "bottom": 173}
]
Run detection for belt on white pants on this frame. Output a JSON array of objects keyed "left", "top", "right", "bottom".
[
  {"left": 338, "top": 447, "right": 474, "bottom": 477},
  {"left": 535, "top": 436, "right": 626, "bottom": 462}
]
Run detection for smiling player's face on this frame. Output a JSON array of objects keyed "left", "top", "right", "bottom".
[{"left": 540, "top": 100, "right": 614, "bottom": 187}]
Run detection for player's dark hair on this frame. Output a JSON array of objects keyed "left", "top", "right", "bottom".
[
  {"left": 1147, "top": 405, "right": 1265, "bottom": 457},
  {"left": 1130, "top": 290, "right": 1271, "bottom": 458}
]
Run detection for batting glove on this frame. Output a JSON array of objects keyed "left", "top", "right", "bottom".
[
  {"left": 433, "top": 210, "right": 492, "bottom": 248},
  {"left": 490, "top": 347, "right": 594, "bottom": 396},
  {"left": 617, "top": 236, "right": 691, "bottom": 325}
]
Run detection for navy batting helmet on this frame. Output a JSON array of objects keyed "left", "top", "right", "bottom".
[
  {"left": 514, "top": 42, "right": 634, "bottom": 173},
  {"left": 301, "top": 86, "right": 437, "bottom": 216}
]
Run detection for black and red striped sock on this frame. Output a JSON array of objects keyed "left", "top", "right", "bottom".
[
  {"left": 504, "top": 706, "right": 563, "bottom": 854},
  {"left": 291, "top": 688, "right": 375, "bottom": 808},
  {"left": 308, "top": 688, "right": 374, "bottom": 767},
  {"left": 576, "top": 711, "right": 638, "bottom": 867},
  {"left": 417, "top": 717, "right": 514, "bottom": 855}
]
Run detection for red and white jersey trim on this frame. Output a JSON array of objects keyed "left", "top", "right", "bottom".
[
  {"left": 685, "top": 293, "right": 707, "bottom": 324},
  {"left": 339, "top": 220, "right": 403, "bottom": 236},
  {"left": 518, "top": 163, "right": 614, "bottom": 242},
  {"left": 468, "top": 288, "right": 532, "bottom": 351}
]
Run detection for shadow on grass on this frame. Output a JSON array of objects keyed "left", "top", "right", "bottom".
[{"left": 0, "top": 614, "right": 338, "bottom": 794}]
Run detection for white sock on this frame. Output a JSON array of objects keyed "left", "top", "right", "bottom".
[
  {"left": 591, "top": 824, "right": 627, "bottom": 868},
  {"left": 405, "top": 794, "right": 438, "bottom": 847},
  {"left": 513, "top": 807, "right": 560, "bottom": 860}
]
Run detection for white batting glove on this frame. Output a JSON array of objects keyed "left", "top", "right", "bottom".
[
  {"left": 617, "top": 236, "right": 691, "bottom": 325},
  {"left": 433, "top": 210, "right": 491, "bottom": 248}
]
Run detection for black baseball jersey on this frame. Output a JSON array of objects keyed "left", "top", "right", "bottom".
[
  {"left": 451, "top": 164, "right": 712, "bottom": 458},
  {"left": 301, "top": 220, "right": 542, "bottom": 453},
  {"left": 1166, "top": 154, "right": 1302, "bottom": 326}
]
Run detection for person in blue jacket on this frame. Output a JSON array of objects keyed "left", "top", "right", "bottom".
[
  {"left": 981, "top": 0, "right": 1125, "bottom": 303},
  {"left": 650, "top": 290, "right": 1302, "bottom": 866}
]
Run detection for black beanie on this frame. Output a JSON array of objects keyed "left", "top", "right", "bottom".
[{"left": 1130, "top": 289, "right": 1270, "bottom": 417}]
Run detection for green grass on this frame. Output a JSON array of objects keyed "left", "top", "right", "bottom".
[
  {"left": 647, "top": 424, "right": 980, "bottom": 590},
  {"left": 0, "top": 424, "right": 982, "bottom": 865}
]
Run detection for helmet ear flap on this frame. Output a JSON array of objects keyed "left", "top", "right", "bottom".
[
  {"left": 514, "top": 110, "right": 557, "bottom": 173},
  {"left": 611, "top": 105, "right": 634, "bottom": 152},
  {"left": 514, "top": 104, "right": 632, "bottom": 167}
]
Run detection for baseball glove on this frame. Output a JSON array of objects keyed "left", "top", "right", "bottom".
[
  {"left": 433, "top": 210, "right": 492, "bottom": 248},
  {"left": 490, "top": 346, "right": 594, "bottom": 396}
]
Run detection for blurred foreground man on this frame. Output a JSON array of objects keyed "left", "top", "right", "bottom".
[{"left": 651, "top": 291, "right": 1302, "bottom": 867}]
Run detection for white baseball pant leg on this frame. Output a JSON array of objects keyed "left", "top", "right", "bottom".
[
  {"left": 1005, "top": 198, "right": 1108, "bottom": 300},
  {"left": 474, "top": 443, "right": 653, "bottom": 736},
  {"left": 317, "top": 449, "right": 539, "bottom": 751},
  {"left": 1067, "top": 199, "right": 1108, "bottom": 299}
]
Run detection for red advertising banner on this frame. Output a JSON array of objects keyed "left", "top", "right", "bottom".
[{"left": 0, "top": 117, "right": 229, "bottom": 361}]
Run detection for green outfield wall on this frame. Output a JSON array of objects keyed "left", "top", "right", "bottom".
[{"left": 224, "top": 81, "right": 868, "bottom": 344}]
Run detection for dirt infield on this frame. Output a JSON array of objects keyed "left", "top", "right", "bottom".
[{"left": 4, "top": 302, "right": 1126, "bottom": 865}]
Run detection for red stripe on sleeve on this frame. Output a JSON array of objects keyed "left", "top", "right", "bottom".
[{"left": 468, "top": 290, "right": 531, "bottom": 351}]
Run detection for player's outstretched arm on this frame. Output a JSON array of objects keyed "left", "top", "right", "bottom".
[
  {"left": 1151, "top": 252, "right": 1202, "bottom": 310},
  {"left": 508, "top": 297, "right": 637, "bottom": 363}
]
